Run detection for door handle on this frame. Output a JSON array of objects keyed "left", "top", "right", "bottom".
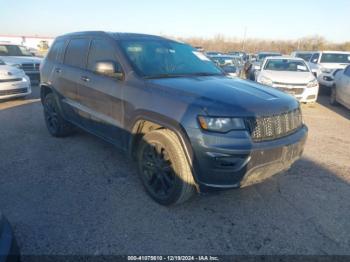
[
  {"left": 55, "top": 68, "right": 62, "bottom": 73},
  {"left": 81, "top": 76, "right": 90, "bottom": 82}
]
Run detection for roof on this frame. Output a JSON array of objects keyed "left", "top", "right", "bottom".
[
  {"left": 264, "top": 56, "right": 304, "bottom": 61},
  {"left": 56, "top": 31, "right": 170, "bottom": 42},
  {"left": 257, "top": 51, "right": 281, "bottom": 55},
  {"left": 318, "top": 50, "right": 350, "bottom": 54}
]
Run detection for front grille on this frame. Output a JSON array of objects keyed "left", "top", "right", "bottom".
[
  {"left": 21, "top": 63, "right": 40, "bottom": 72},
  {"left": 273, "top": 81, "right": 306, "bottom": 86},
  {"left": 0, "top": 88, "right": 27, "bottom": 96},
  {"left": 245, "top": 108, "right": 303, "bottom": 142},
  {"left": 0, "top": 78, "right": 22, "bottom": 83},
  {"left": 277, "top": 87, "right": 304, "bottom": 95}
]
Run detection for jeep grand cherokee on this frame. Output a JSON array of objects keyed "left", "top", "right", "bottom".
[{"left": 40, "top": 31, "right": 307, "bottom": 205}]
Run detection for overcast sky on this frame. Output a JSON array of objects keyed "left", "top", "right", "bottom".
[{"left": 1, "top": 0, "right": 349, "bottom": 42}]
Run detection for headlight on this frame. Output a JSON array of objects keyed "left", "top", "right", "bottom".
[
  {"left": 259, "top": 76, "right": 273, "bottom": 86},
  {"left": 307, "top": 79, "right": 318, "bottom": 88},
  {"left": 320, "top": 68, "right": 332, "bottom": 74},
  {"left": 198, "top": 116, "right": 246, "bottom": 133},
  {"left": 22, "top": 77, "right": 28, "bottom": 82}
]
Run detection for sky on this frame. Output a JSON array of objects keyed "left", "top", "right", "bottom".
[{"left": 1, "top": 0, "right": 349, "bottom": 42}]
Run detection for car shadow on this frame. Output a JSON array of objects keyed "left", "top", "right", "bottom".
[{"left": 315, "top": 94, "right": 350, "bottom": 121}]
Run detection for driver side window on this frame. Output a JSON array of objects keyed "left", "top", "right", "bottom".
[{"left": 87, "top": 39, "right": 123, "bottom": 76}]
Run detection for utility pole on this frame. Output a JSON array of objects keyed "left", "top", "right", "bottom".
[{"left": 242, "top": 26, "right": 247, "bottom": 51}]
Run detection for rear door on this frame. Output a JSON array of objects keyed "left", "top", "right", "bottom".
[
  {"left": 59, "top": 38, "right": 90, "bottom": 123},
  {"left": 77, "top": 38, "right": 126, "bottom": 148}
]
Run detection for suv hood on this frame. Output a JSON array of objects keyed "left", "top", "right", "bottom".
[
  {"left": 259, "top": 70, "right": 315, "bottom": 84},
  {"left": 147, "top": 76, "right": 299, "bottom": 117},
  {"left": 0, "top": 56, "right": 42, "bottom": 65},
  {"left": 0, "top": 65, "right": 25, "bottom": 79}
]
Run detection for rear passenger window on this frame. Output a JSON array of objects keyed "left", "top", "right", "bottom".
[
  {"left": 87, "top": 39, "right": 122, "bottom": 73},
  {"left": 64, "top": 38, "right": 90, "bottom": 69},
  {"left": 47, "top": 40, "right": 64, "bottom": 62}
]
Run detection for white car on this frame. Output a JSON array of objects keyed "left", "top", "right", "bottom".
[
  {"left": 0, "top": 59, "right": 31, "bottom": 100},
  {"left": 330, "top": 65, "right": 350, "bottom": 110},
  {"left": 308, "top": 51, "right": 350, "bottom": 88},
  {"left": 0, "top": 42, "right": 42, "bottom": 85},
  {"left": 256, "top": 56, "right": 319, "bottom": 103},
  {"left": 291, "top": 51, "right": 314, "bottom": 62}
]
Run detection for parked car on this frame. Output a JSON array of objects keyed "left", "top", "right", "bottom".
[
  {"left": 40, "top": 32, "right": 307, "bottom": 205},
  {"left": 330, "top": 65, "right": 350, "bottom": 109},
  {"left": 0, "top": 42, "right": 42, "bottom": 85},
  {"left": 0, "top": 212, "right": 20, "bottom": 262},
  {"left": 227, "top": 51, "right": 248, "bottom": 62},
  {"left": 205, "top": 51, "right": 223, "bottom": 57},
  {"left": 291, "top": 51, "right": 314, "bottom": 62},
  {"left": 248, "top": 52, "right": 281, "bottom": 80},
  {"left": 308, "top": 51, "right": 350, "bottom": 89},
  {"left": 0, "top": 59, "right": 31, "bottom": 100},
  {"left": 209, "top": 55, "right": 242, "bottom": 77},
  {"left": 256, "top": 56, "right": 319, "bottom": 103}
]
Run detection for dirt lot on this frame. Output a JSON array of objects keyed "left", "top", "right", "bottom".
[{"left": 0, "top": 86, "right": 349, "bottom": 256}]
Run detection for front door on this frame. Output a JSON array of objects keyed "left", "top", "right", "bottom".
[{"left": 77, "top": 38, "right": 125, "bottom": 149}]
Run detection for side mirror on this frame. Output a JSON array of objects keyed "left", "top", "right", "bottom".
[{"left": 94, "top": 61, "right": 124, "bottom": 80}]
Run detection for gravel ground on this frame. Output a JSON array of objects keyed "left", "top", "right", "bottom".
[{"left": 0, "top": 86, "right": 349, "bottom": 256}]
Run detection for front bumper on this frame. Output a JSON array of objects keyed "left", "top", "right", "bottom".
[
  {"left": 0, "top": 214, "right": 20, "bottom": 262},
  {"left": 188, "top": 125, "right": 308, "bottom": 189},
  {"left": 0, "top": 79, "right": 31, "bottom": 100}
]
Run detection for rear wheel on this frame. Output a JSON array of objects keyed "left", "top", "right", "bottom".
[
  {"left": 137, "top": 129, "right": 195, "bottom": 205},
  {"left": 330, "top": 86, "right": 338, "bottom": 106},
  {"left": 43, "top": 93, "right": 74, "bottom": 137}
]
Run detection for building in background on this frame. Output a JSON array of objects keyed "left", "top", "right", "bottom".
[{"left": 0, "top": 35, "right": 55, "bottom": 57}]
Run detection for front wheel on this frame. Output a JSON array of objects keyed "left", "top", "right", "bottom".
[{"left": 137, "top": 129, "right": 195, "bottom": 205}]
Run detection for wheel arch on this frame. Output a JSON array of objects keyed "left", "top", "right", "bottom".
[{"left": 127, "top": 112, "right": 196, "bottom": 177}]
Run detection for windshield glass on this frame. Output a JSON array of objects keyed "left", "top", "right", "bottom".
[
  {"left": 0, "top": 45, "right": 33, "bottom": 56},
  {"left": 120, "top": 39, "right": 223, "bottom": 78},
  {"left": 296, "top": 53, "right": 313, "bottom": 61},
  {"left": 320, "top": 53, "right": 350, "bottom": 63},
  {"left": 258, "top": 53, "right": 281, "bottom": 61},
  {"left": 264, "top": 59, "right": 309, "bottom": 72}
]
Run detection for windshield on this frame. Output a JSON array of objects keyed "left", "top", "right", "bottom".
[
  {"left": 0, "top": 45, "right": 33, "bottom": 56},
  {"left": 320, "top": 53, "right": 350, "bottom": 63},
  {"left": 258, "top": 53, "right": 281, "bottom": 61},
  {"left": 120, "top": 39, "right": 223, "bottom": 78},
  {"left": 264, "top": 59, "right": 309, "bottom": 72},
  {"left": 296, "top": 53, "right": 313, "bottom": 61}
]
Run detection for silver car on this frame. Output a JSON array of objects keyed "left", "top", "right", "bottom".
[{"left": 330, "top": 65, "right": 350, "bottom": 109}]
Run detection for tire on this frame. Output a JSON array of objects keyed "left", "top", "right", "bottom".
[
  {"left": 43, "top": 93, "right": 74, "bottom": 137},
  {"left": 330, "top": 86, "right": 338, "bottom": 106},
  {"left": 137, "top": 129, "right": 195, "bottom": 205}
]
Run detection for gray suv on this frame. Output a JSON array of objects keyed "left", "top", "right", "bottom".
[{"left": 40, "top": 31, "right": 308, "bottom": 205}]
